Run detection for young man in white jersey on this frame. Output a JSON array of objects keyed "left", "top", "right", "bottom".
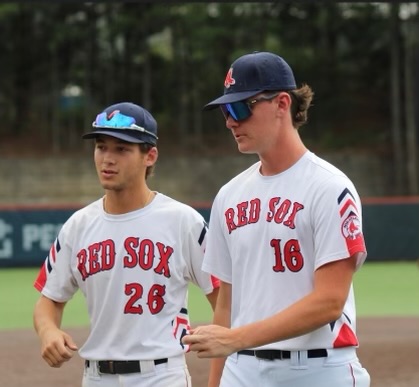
[
  {"left": 182, "top": 51, "right": 370, "bottom": 387},
  {"left": 33, "top": 102, "right": 219, "bottom": 387}
]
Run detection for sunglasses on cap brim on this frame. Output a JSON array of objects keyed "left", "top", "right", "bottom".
[
  {"left": 93, "top": 111, "right": 158, "bottom": 140},
  {"left": 219, "top": 92, "right": 280, "bottom": 122}
]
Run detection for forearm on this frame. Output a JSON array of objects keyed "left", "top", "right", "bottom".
[
  {"left": 206, "top": 287, "right": 220, "bottom": 311},
  {"left": 233, "top": 258, "right": 356, "bottom": 350},
  {"left": 208, "top": 357, "right": 226, "bottom": 387},
  {"left": 33, "top": 295, "right": 65, "bottom": 338},
  {"left": 233, "top": 291, "right": 342, "bottom": 350},
  {"left": 212, "top": 296, "right": 231, "bottom": 329},
  {"left": 185, "top": 250, "right": 357, "bottom": 361},
  {"left": 207, "top": 282, "right": 231, "bottom": 387},
  {"left": 33, "top": 295, "right": 78, "bottom": 367}
]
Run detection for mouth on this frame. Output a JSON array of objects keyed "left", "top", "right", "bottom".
[
  {"left": 234, "top": 133, "right": 245, "bottom": 141},
  {"left": 101, "top": 169, "right": 117, "bottom": 178}
]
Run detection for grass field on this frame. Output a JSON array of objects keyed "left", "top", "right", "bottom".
[{"left": 0, "top": 262, "right": 418, "bottom": 330}]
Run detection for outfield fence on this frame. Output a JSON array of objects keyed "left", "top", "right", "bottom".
[{"left": 0, "top": 197, "right": 418, "bottom": 267}]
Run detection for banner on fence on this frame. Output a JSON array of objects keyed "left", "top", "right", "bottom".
[
  {"left": 0, "top": 208, "right": 77, "bottom": 267},
  {"left": 0, "top": 200, "right": 418, "bottom": 267}
]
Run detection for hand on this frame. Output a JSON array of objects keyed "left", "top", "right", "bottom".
[
  {"left": 40, "top": 328, "right": 78, "bottom": 368},
  {"left": 182, "top": 324, "right": 237, "bottom": 358}
]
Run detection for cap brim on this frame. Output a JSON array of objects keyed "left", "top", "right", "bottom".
[
  {"left": 203, "top": 90, "right": 263, "bottom": 110},
  {"left": 82, "top": 130, "right": 148, "bottom": 144}
]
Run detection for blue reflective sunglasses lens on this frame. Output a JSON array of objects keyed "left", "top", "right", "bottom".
[
  {"left": 94, "top": 111, "right": 136, "bottom": 128},
  {"left": 220, "top": 101, "right": 252, "bottom": 121}
]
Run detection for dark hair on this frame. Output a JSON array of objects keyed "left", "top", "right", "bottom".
[
  {"left": 288, "top": 84, "right": 314, "bottom": 129},
  {"left": 139, "top": 143, "right": 156, "bottom": 179}
]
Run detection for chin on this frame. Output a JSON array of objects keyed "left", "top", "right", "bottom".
[
  {"left": 237, "top": 144, "right": 255, "bottom": 154},
  {"left": 101, "top": 182, "right": 118, "bottom": 191}
]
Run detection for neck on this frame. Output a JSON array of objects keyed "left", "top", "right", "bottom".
[
  {"left": 259, "top": 133, "right": 307, "bottom": 176},
  {"left": 103, "top": 188, "right": 155, "bottom": 214}
]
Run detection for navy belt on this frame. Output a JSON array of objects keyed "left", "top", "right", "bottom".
[
  {"left": 237, "top": 349, "right": 327, "bottom": 361},
  {"left": 85, "top": 358, "right": 168, "bottom": 374}
]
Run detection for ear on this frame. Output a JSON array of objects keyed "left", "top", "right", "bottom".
[
  {"left": 144, "top": 146, "right": 158, "bottom": 166},
  {"left": 276, "top": 92, "right": 292, "bottom": 111}
]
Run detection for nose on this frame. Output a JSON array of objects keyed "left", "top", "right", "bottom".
[
  {"left": 226, "top": 115, "right": 239, "bottom": 130},
  {"left": 102, "top": 151, "right": 116, "bottom": 165}
]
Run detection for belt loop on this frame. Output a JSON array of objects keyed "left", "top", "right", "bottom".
[
  {"left": 139, "top": 360, "right": 154, "bottom": 374},
  {"left": 109, "top": 361, "right": 114, "bottom": 374},
  {"left": 85, "top": 360, "right": 100, "bottom": 377},
  {"left": 290, "top": 351, "right": 308, "bottom": 369},
  {"left": 229, "top": 351, "right": 239, "bottom": 363}
]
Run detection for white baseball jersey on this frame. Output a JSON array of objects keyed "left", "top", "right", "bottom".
[
  {"left": 34, "top": 193, "right": 216, "bottom": 360},
  {"left": 203, "top": 151, "right": 367, "bottom": 351}
]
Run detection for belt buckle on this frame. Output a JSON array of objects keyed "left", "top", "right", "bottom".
[
  {"left": 255, "top": 350, "right": 277, "bottom": 361},
  {"left": 99, "top": 361, "right": 116, "bottom": 374}
]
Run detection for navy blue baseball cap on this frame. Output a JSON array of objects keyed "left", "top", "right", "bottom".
[
  {"left": 204, "top": 51, "right": 297, "bottom": 109},
  {"left": 82, "top": 102, "right": 158, "bottom": 145}
]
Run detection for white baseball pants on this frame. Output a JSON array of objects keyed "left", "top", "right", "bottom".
[
  {"left": 220, "top": 348, "right": 370, "bottom": 387},
  {"left": 82, "top": 354, "right": 191, "bottom": 387}
]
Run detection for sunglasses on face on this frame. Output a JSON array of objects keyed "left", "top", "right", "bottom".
[
  {"left": 220, "top": 92, "right": 280, "bottom": 122},
  {"left": 93, "top": 110, "right": 158, "bottom": 140}
]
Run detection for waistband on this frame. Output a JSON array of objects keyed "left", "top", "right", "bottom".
[
  {"left": 237, "top": 348, "right": 328, "bottom": 361},
  {"left": 85, "top": 358, "right": 168, "bottom": 374}
]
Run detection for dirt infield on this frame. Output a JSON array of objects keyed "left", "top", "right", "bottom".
[{"left": 1, "top": 317, "right": 418, "bottom": 387}]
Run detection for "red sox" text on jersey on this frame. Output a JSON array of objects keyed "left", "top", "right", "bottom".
[
  {"left": 76, "top": 237, "right": 174, "bottom": 281},
  {"left": 224, "top": 197, "right": 304, "bottom": 234}
]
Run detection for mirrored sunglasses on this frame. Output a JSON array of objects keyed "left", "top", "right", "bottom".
[
  {"left": 219, "top": 92, "right": 280, "bottom": 122},
  {"left": 93, "top": 110, "right": 158, "bottom": 139}
]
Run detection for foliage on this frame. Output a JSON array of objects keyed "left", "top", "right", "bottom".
[{"left": 0, "top": 3, "right": 415, "bottom": 155}]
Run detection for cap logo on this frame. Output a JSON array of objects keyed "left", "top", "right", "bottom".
[
  {"left": 224, "top": 68, "right": 236, "bottom": 89},
  {"left": 107, "top": 110, "right": 121, "bottom": 121},
  {"left": 99, "top": 110, "right": 136, "bottom": 127}
]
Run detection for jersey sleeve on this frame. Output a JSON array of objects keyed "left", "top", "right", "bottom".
[
  {"left": 202, "top": 193, "right": 233, "bottom": 283},
  {"left": 33, "top": 220, "right": 78, "bottom": 302},
  {"left": 182, "top": 209, "right": 218, "bottom": 295},
  {"left": 312, "top": 175, "right": 367, "bottom": 270}
]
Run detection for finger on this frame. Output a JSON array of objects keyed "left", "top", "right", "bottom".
[
  {"left": 44, "top": 342, "right": 72, "bottom": 364},
  {"left": 182, "top": 335, "right": 191, "bottom": 345},
  {"left": 43, "top": 354, "right": 55, "bottom": 367},
  {"left": 52, "top": 344, "right": 73, "bottom": 361},
  {"left": 51, "top": 361, "right": 64, "bottom": 368},
  {"left": 182, "top": 334, "right": 204, "bottom": 345},
  {"left": 189, "top": 325, "right": 206, "bottom": 335},
  {"left": 188, "top": 344, "right": 203, "bottom": 353},
  {"left": 61, "top": 347, "right": 75, "bottom": 360},
  {"left": 59, "top": 339, "right": 78, "bottom": 360},
  {"left": 64, "top": 334, "right": 78, "bottom": 351},
  {"left": 43, "top": 350, "right": 63, "bottom": 368}
]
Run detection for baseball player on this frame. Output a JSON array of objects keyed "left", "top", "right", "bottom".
[
  {"left": 182, "top": 51, "right": 370, "bottom": 387},
  {"left": 33, "top": 102, "right": 219, "bottom": 387}
]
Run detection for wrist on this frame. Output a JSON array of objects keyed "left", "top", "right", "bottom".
[
  {"left": 37, "top": 321, "right": 59, "bottom": 339},
  {"left": 231, "top": 326, "right": 249, "bottom": 352}
]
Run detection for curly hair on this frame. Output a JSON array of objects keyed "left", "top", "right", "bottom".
[{"left": 288, "top": 84, "right": 314, "bottom": 129}]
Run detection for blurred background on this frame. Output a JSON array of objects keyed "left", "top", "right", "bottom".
[
  {"left": 0, "top": 2, "right": 419, "bottom": 265},
  {"left": 0, "top": 2, "right": 418, "bottom": 203},
  {"left": 0, "top": 5, "right": 418, "bottom": 387}
]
